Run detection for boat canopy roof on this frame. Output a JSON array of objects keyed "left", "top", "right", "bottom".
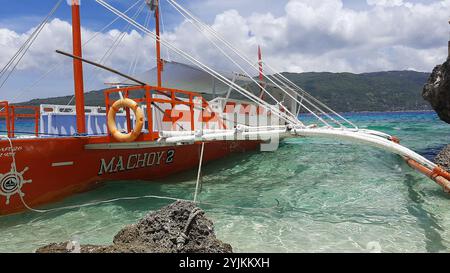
[{"left": 128, "top": 61, "right": 274, "bottom": 95}]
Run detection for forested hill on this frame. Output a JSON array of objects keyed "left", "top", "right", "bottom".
[
  {"left": 17, "top": 70, "right": 431, "bottom": 113},
  {"left": 282, "top": 70, "right": 431, "bottom": 112}
]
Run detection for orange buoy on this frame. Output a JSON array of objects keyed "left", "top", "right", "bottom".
[{"left": 107, "top": 98, "right": 144, "bottom": 142}]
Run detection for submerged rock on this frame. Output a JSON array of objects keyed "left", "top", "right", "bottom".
[
  {"left": 423, "top": 59, "right": 450, "bottom": 124},
  {"left": 36, "top": 201, "right": 232, "bottom": 253},
  {"left": 435, "top": 145, "right": 450, "bottom": 173}
]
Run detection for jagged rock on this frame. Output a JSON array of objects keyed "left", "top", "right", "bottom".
[
  {"left": 35, "top": 201, "right": 232, "bottom": 253},
  {"left": 423, "top": 59, "right": 450, "bottom": 124},
  {"left": 435, "top": 145, "right": 450, "bottom": 173},
  {"left": 34, "top": 242, "right": 152, "bottom": 253}
]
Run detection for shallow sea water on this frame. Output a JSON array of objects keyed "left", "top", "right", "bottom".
[{"left": 1, "top": 111, "right": 450, "bottom": 253}]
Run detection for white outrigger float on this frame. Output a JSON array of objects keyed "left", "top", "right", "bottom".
[{"left": 0, "top": 0, "right": 449, "bottom": 215}]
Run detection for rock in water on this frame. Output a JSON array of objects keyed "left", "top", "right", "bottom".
[
  {"left": 435, "top": 145, "right": 450, "bottom": 173},
  {"left": 36, "top": 201, "right": 233, "bottom": 253},
  {"left": 423, "top": 59, "right": 450, "bottom": 124}
]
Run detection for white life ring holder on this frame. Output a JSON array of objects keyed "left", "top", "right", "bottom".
[{"left": 107, "top": 98, "right": 144, "bottom": 142}]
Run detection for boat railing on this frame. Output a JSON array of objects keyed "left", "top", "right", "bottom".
[
  {"left": 39, "top": 104, "right": 130, "bottom": 137},
  {"left": 0, "top": 101, "right": 12, "bottom": 138},
  {"left": 36, "top": 85, "right": 226, "bottom": 141},
  {"left": 40, "top": 104, "right": 114, "bottom": 115},
  {"left": 9, "top": 105, "right": 40, "bottom": 138},
  {"left": 103, "top": 85, "right": 216, "bottom": 142},
  {"left": 0, "top": 101, "right": 39, "bottom": 138}
]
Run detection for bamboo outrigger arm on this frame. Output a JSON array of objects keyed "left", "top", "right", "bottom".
[
  {"left": 159, "top": 126, "right": 450, "bottom": 193},
  {"left": 292, "top": 127, "right": 450, "bottom": 192}
]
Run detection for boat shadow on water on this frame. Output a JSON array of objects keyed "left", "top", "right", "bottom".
[{"left": 402, "top": 173, "right": 447, "bottom": 252}]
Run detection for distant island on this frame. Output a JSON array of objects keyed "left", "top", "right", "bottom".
[
  {"left": 16, "top": 70, "right": 431, "bottom": 113},
  {"left": 284, "top": 70, "right": 431, "bottom": 112}
]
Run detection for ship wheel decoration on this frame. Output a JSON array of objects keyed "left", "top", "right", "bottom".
[{"left": 0, "top": 163, "right": 32, "bottom": 205}]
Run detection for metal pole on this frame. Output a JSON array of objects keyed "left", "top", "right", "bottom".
[{"left": 71, "top": 0, "right": 86, "bottom": 134}]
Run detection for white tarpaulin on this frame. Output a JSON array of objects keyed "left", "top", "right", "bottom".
[
  {"left": 126, "top": 61, "right": 298, "bottom": 113},
  {"left": 132, "top": 61, "right": 233, "bottom": 95}
]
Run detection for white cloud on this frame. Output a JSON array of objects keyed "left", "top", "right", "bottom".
[
  {"left": 165, "top": 0, "right": 449, "bottom": 73},
  {"left": 367, "top": 0, "right": 405, "bottom": 7},
  {"left": 0, "top": 0, "right": 449, "bottom": 101}
]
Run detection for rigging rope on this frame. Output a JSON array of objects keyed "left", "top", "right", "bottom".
[
  {"left": 0, "top": 0, "right": 63, "bottom": 79},
  {"left": 63, "top": 0, "right": 146, "bottom": 107},
  {"left": 3, "top": 134, "right": 278, "bottom": 214},
  {"left": 2, "top": 0, "right": 142, "bottom": 108},
  {"left": 265, "top": 66, "right": 358, "bottom": 129},
  {"left": 166, "top": 0, "right": 300, "bottom": 126},
  {"left": 96, "top": 0, "right": 297, "bottom": 127},
  {"left": 159, "top": 1, "right": 171, "bottom": 62},
  {"left": 166, "top": 0, "right": 356, "bottom": 129},
  {"left": 166, "top": 0, "right": 337, "bottom": 128},
  {"left": 84, "top": 1, "right": 147, "bottom": 92},
  {"left": 193, "top": 142, "right": 205, "bottom": 203},
  {"left": 0, "top": 0, "right": 64, "bottom": 91},
  {"left": 128, "top": 9, "right": 152, "bottom": 76},
  {"left": 176, "top": 207, "right": 203, "bottom": 248},
  {"left": 0, "top": 0, "right": 295, "bottom": 217}
]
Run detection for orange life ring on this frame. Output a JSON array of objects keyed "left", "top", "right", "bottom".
[{"left": 107, "top": 98, "right": 144, "bottom": 142}]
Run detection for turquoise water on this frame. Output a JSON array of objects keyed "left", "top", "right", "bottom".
[{"left": 1, "top": 111, "right": 450, "bottom": 253}]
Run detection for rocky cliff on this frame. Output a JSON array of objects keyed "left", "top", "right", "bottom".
[{"left": 423, "top": 59, "right": 450, "bottom": 123}]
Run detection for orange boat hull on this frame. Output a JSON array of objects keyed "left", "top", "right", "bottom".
[{"left": 0, "top": 137, "right": 260, "bottom": 215}]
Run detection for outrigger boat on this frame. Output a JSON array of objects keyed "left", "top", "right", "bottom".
[{"left": 0, "top": 0, "right": 449, "bottom": 216}]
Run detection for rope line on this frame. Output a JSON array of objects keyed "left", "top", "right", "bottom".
[
  {"left": 177, "top": 207, "right": 203, "bottom": 248},
  {"left": 17, "top": 193, "right": 280, "bottom": 214},
  {"left": 193, "top": 142, "right": 205, "bottom": 202},
  {"left": 95, "top": 0, "right": 297, "bottom": 127},
  {"left": 0, "top": 0, "right": 64, "bottom": 91},
  {"left": 166, "top": 0, "right": 356, "bottom": 129},
  {"left": 166, "top": 0, "right": 304, "bottom": 126},
  {"left": 128, "top": 8, "right": 152, "bottom": 76},
  {"left": 167, "top": 0, "right": 300, "bottom": 126},
  {"left": 3, "top": 0, "right": 142, "bottom": 106},
  {"left": 2, "top": 135, "right": 280, "bottom": 214},
  {"left": 83, "top": 1, "right": 147, "bottom": 92},
  {"left": 0, "top": 0, "right": 63, "bottom": 78},
  {"left": 159, "top": 1, "right": 171, "bottom": 62}
]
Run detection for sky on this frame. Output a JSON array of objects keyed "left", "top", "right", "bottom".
[{"left": 0, "top": 0, "right": 449, "bottom": 102}]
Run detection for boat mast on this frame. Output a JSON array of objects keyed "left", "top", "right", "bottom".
[
  {"left": 147, "top": 0, "right": 163, "bottom": 87},
  {"left": 258, "top": 46, "right": 264, "bottom": 82},
  {"left": 258, "top": 46, "right": 265, "bottom": 99},
  {"left": 71, "top": 0, "right": 86, "bottom": 134}
]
